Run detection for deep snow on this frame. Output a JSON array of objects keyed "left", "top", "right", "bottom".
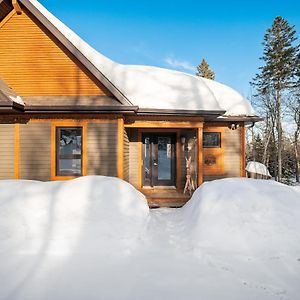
[{"left": 0, "top": 176, "right": 299, "bottom": 300}]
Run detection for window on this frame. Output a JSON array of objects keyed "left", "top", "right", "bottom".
[
  {"left": 203, "top": 132, "right": 221, "bottom": 148},
  {"left": 56, "top": 127, "right": 82, "bottom": 176}
]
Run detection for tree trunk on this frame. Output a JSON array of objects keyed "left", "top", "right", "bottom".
[
  {"left": 252, "top": 126, "right": 256, "bottom": 161},
  {"left": 263, "top": 130, "right": 271, "bottom": 165},
  {"left": 277, "top": 91, "right": 282, "bottom": 182},
  {"left": 295, "top": 130, "right": 300, "bottom": 183}
]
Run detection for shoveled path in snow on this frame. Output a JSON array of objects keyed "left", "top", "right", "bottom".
[{"left": 114, "top": 208, "right": 298, "bottom": 300}]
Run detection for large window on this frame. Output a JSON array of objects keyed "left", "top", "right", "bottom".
[
  {"left": 56, "top": 127, "right": 82, "bottom": 176},
  {"left": 203, "top": 132, "right": 221, "bottom": 148}
]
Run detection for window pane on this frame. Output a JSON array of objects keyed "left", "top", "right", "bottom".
[
  {"left": 58, "top": 158, "right": 82, "bottom": 175},
  {"left": 158, "top": 137, "right": 172, "bottom": 180},
  {"left": 144, "top": 137, "right": 151, "bottom": 181},
  {"left": 57, "top": 128, "right": 82, "bottom": 176},
  {"left": 203, "top": 132, "right": 221, "bottom": 148}
]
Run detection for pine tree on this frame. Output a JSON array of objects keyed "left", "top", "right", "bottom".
[
  {"left": 252, "top": 16, "right": 299, "bottom": 182},
  {"left": 196, "top": 59, "right": 215, "bottom": 80}
]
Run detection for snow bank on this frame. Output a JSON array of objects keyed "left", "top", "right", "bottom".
[
  {"left": 28, "top": 0, "right": 256, "bottom": 116},
  {"left": 0, "top": 176, "right": 149, "bottom": 255},
  {"left": 182, "top": 178, "right": 300, "bottom": 255},
  {"left": 246, "top": 161, "right": 271, "bottom": 177}
]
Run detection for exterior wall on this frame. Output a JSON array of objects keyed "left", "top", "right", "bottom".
[
  {"left": 0, "top": 9, "right": 112, "bottom": 97},
  {"left": 203, "top": 125, "right": 241, "bottom": 181},
  {"left": 87, "top": 122, "right": 118, "bottom": 177},
  {"left": 128, "top": 129, "right": 139, "bottom": 188},
  {"left": 0, "top": 124, "right": 15, "bottom": 179},
  {"left": 20, "top": 122, "right": 51, "bottom": 181},
  {"left": 124, "top": 129, "right": 130, "bottom": 182}
]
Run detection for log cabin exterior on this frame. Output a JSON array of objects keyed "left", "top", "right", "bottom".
[{"left": 0, "top": 0, "right": 261, "bottom": 207}]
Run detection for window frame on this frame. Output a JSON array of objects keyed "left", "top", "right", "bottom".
[
  {"left": 203, "top": 132, "right": 221, "bottom": 148},
  {"left": 56, "top": 127, "right": 83, "bottom": 177},
  {"left": 51, "top": 121, "right": 87, "bottom": 180}
]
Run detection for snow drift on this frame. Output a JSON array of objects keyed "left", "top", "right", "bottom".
[
  {"left": 0, "top": 176, "right": 149, "bottom": 255},
  {"left": 0, "top": 177, "right": 299, "bottom": 300},
  {"left": 182, "top": 178, "right": 300, "bottom": 255}
]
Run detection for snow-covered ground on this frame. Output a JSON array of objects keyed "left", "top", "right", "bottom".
[{"left": 0, "top": 176, "right": 299, "bottom": 300}]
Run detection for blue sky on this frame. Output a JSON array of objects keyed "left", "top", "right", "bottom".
[{"left": 39, "top": 0, "right": 300, "bottom": 98}]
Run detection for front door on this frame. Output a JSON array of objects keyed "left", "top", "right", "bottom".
[{"left": 142, "top": 133, "right": 176, "bottom": 187}]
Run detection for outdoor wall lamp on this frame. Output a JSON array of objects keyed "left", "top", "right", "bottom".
[{"left": 230, "top": 123, "right": 240, "bottom": 130}]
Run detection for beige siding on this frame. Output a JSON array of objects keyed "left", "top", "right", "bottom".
[
  {"left": 87, "top": 123, "right": 118, "bottom": 176},
  {"left": 20, "top": 122, "right": 51, "bottom": 181},
  {"left": 124, "top": 129, "right": 130, "bottom": 182},
  {"left": 128, "top": 129, "right": 139, "bottom": 188},
  {"left": 224, "top": 127, "right": 241, "bottom": 177},
  {"left": 204, "top": 126, "right": 241, "bottom": 182},
  {"left": 0, "top": 124, "right": 15, "bottom": 179}
]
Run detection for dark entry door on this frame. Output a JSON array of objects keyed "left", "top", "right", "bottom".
[{"left": 142, "top": 133, "right": 176, "bottom": 187}]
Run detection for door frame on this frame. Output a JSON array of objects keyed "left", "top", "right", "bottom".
[{"left": 138, "top": 129, "right": 181, "bottom": 190}]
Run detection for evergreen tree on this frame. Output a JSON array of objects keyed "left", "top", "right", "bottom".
[
  {"left": 252, "top": 16, "right": 299, "bottom": 182},
  {"left": 196, "top": 59, "right": 215, "bottom": 80}
]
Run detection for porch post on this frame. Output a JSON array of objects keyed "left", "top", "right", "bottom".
[
  {"left": 117, "top": 117, "right": 124, "bottom": 180},
  {"left": 197, "top": 125, "right": 203, "bottom": 186}
]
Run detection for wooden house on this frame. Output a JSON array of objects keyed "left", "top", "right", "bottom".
[{"left": 0, "top": 0, "right": 261, "bottom": 207}]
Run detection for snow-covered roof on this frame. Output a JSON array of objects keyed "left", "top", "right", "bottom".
[
  {"left": 26, "top": 0, "right": 256, "bottom": 117},
  {"left": 246, "top": 161, "right": 271, "bottom": 177},
  {"left": 0, "top": 79, "right": 25, "bottom": 110}
]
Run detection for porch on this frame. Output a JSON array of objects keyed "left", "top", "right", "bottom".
[{"left": 123, "top": 116, "right": 204, "bottom": 207}]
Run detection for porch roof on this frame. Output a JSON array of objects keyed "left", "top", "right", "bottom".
[{"left": 0, "top": 79, "right": 24, "bottom": 112}]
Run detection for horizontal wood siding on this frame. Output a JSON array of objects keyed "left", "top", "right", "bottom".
[
  {"left": 20, "top": 122, "right": 51, "bottom": 180},
  {"left": 204, "top": 126, "right": 241, "bottom": 181},
  {"left": 87, "top": 123, "right": 118, "bottom": 176},
  {"left": 224, "top": 127, "right": 241, "bottom": 177},
  {"left": 0, "top": 124, "right": 14, "bottom": 179},
  {"left": 128, "top": 129, "right": 139, "bottom": 188},
  {"left": 0, "top": 10, "right": 112, "bottom": 97},
  {"left": 124, "top": 129, "right": 130, "bottom": 182}
]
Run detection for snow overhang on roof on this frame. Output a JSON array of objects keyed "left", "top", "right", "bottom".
[{"left": 19, "top": 0, "right": 258, "bottom": 119}]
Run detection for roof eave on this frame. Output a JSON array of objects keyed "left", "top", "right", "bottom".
[
  {"left": 136, "top": 108, "right": 226, "bottom": 119},
  {"left": 24, "top": 105, "right": 139, "bottom": 114}
]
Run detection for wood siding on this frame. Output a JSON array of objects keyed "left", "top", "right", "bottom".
[
  {"left": 0, "top": 9, "right": 112, "bottom": 97},
  {"left": 87, "top": 122, "right": 118, "bottom": 177},
  {"left": 20, "top": 122, "right": 51, "bottom": 180},
  {"left": 204, "top": 125, "right": 241, "bottom": 181},
  {"left": 0, "top": 124, "right": 14, "bottom": 179},
  {"left": 124, "top": 129, "right": 130, "bottom": 182}
]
